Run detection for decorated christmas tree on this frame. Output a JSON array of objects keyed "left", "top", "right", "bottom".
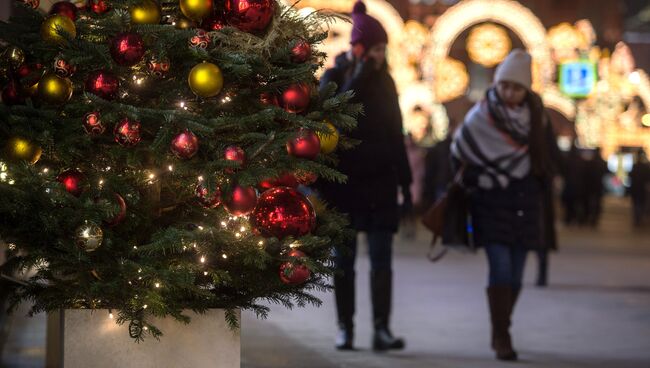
[{"left": 0, "top": 0, "right": 358, "bottom": 340}]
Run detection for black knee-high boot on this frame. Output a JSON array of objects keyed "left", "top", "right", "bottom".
[
  {"left": 334, "top": 268, "right": 355, "bottom": 350},
  {"left": 371, "top": 269, "right": 405, "bottom": 351},
  {"left": 487, "top": 286, "right": 518, "bottom": 361}
]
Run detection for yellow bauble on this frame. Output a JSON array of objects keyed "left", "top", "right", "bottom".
[
  {"left": 5, "top": 137, "right": 42, "bottom": 164},
  {"left": 130, "top": 0, "right": 162, "bottom": 25},
  {"left": 41, "top": 15, "right": 76, "bottom": 45},
  {"left": 316, "top": 121, "right": 339, "bottom": 154},
  {"left": 180, "top": 0, "right": 213, "bottom": 21},
  {"left": 188, "top": 62, "right": 224, "bottom": 98},
  {"left": 38, "top": 73, "right": 73, "bottom": 105}
]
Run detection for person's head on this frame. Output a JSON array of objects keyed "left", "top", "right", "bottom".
[
  {"left": 494, "top": 49, "right": 532, "bottom": 106},
  {"left": 350, "top": 1, "right": 388, "bottom": 68}
]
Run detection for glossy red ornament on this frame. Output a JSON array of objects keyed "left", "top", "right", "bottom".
[
  {"left": 189, "top": 30, "right": 211, "bottom": 49},
  {"left": 291, "top": 39, "right": 312, "bottom": 63},
  {"left": 49, "top": 1, "right": 78, "bottom": 21},
  {"left": 171, "top": 130, "right": 199, "bottom": 159},
  {"left": 113, "top": 118, "right": 141, "bottom": 147},
  {"left": 54, "top": 56, "right": 76, "bottom": 78},
  {"left": 224, "top": 145, "right": 245, "bottom": 172},
  {"left": 57, "top": 169, "right": 85, "bottom": 197},
  {"left": 287, "top": 129, "right": 320, "bottom": 160},
  {"left": 195, "top": 182, "right": 222, "bottom": 208},
  {"left": 279, "top": 249, "right": 311, "bottom": 285},
  {"left": 147, "top": 56, "right": 170, "bottom": 77},
  {"left": 260, "top": 92, "right": 279, "bottom": 106},
  {"left": 252, "top": 187, "right": 316, "bottom": 239},
  {"left": 225, "top": 0, "right": 274, "bottom": 33},
  {"left": 105, "top": 193, "right": 127, "bottom": 226},
  {"left": 83, "top": 111, "right": 105, "bottom": 135},
  {"left": 201, "top": 12, "right": 227, "bottom": 31},
  {"left": 2, "top": 81, "right": 25, "bottom": 105},
  {"left": 281, "top": 83, "right": 310, "bottom": 113},
  {"left": 85, "top": 70, "right": 119, "bottom": 100},
  {"left": 223, "top": 185, "right": 257, "bottom": 216},
  {"left": 259, "top": 172, "right": 299, "bottom": 190},
  {"left": 110, "top": 32, "right": 146, "bottom": 67},
  {"left": 87, "top": 0, "right": 109, "bottom": 14}
]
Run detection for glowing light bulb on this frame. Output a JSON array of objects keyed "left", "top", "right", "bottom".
[
  {"left": 154, "top": 282, "right": 161, "bottom": 288},
  {"left": 200, "top": 256, "right": 206, "bottom": 263},
  {"left": 222, "top": 254, "right": 228, "bottom": 259}
]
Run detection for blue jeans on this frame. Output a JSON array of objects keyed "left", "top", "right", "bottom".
[
  {"left": 335, "top": 231, "right": 393, "bottom": 273},
  {"left": 484, "top": 244, "right": 528, "bottom": 288}
]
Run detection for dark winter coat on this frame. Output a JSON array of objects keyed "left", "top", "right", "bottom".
[
  {"left": 457, "top": 103, "right": 560, "bottom": 251},
  {"left": 318, "top": 53, "right": 412, "bottom": 232}
]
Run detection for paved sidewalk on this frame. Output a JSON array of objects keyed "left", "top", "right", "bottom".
[
  {"left": 3, "top": 198, "right": 650, "bottom": 367},
  {"left": 242, "top": 198, "right": 650, "bottom": 367}
]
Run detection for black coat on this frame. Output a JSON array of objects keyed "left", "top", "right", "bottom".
[{"left": 318, "top": 53, "right": 412, "bottom": 232}]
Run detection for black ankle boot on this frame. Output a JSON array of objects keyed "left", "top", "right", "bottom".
[
  {"left": 335, "top": 327, "right": 354, "bottom": 350},
  {"left": 373, "top": 327, "right": 405, "bottom": 351}
]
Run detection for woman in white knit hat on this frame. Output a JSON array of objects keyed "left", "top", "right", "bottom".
[{"left": 451, "top": 49, "right": 560, "bottom": 360}]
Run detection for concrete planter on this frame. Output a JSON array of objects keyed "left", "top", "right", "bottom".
[{"left": 46, "top": 309, "right": 240, "bottom": 368}]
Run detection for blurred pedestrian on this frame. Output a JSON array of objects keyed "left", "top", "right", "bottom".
[
  {"left": 451, "top": 50, "right": 559, "bottom": 361},
  {"left": 583, "top": 148, "right": 609, "bottom": 226},
  {"left": 630, "top": 151, "right": 650, "bottom": 227},
  {"left": 318, "top": 0, "right": 412, "bottom": 352},
  {"left": 561, "top": 145, "right": 585, "bottom": 225}
]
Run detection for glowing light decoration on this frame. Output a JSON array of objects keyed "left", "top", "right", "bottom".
[
  {"left": 466, "top": 23, "right": 511, "bottom": 67},
  {"left": 433, "top": 57, "right": 469, "bottom": 104},
  {"left": 547, "top": 22, "right": 585, "bottom": 62},
  {"left": 426, "top": 0, "right": 553, "bottom": 97}
]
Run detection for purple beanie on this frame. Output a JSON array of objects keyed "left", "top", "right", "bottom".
[{"left": 350, "top": 1, "right": 388, "bottom": 50}]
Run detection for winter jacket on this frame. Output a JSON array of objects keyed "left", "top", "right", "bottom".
[{"left": 318, "top": 53, "right": 412, "bottom": 232}]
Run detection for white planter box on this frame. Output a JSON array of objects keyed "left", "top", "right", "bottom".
[{"left": 46, "top": 309, "right": 240, "bottom": 368}]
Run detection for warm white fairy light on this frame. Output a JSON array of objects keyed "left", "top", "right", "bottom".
[
  {"left": 42, "top": 168, "right": 49, "bottom": 173},
  {"left": 222, "top": 254, "right": 228, "bottom": 259},
  {"left": 197, "top": 226, "right": 204, "bottom": 231},
  {"left": 168, "top": 165, "right": 174, "bottom": 172},
  {"left": 98, "top": 179, "right": 104, "bottom": 186},
  {"left": 220, "top": 221, "right": 227, "bottom": 227},
  {"left": 289, "top": 241, "right": 301, "bottom": 249},
  {"left": 239, "top": 226, "right": 246, "bottom": 232},
  {"left": 143, "top": 304, "right": 148, "bottom": 309},
  {"left": 154, "top": 282, "right": 161, "bottom": 288},
  {"left": 193, "top": 243, "right": 197, "bottom": 249},
  {"left": 258, "top": 240, "right": 264, "bottom": 247},
  {"left": 7, "top": 243, "right": 16, "bottom": 251},
  {"left": 109, "top": 312, "right": 114, "bottom": 319},
  {"left": 143, "top": 326, "right": 149, "bottom": 331},
  {"left": 200, "top": 255, "right": 206, "bottom": 263},
  {"left": 197, "top": 176, "right": 204, "bottom": 182},
  {"left": 133, "top": 245, "right": 138, "bottom": 250}
]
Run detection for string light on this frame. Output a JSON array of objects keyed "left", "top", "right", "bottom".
[
  {"left": 258, "top": 240, "right": 264, "bottom": 247},
  {"left": 235, "top": 232, "right": 241, "bottom": 238},
  {"left": 98, "top": 179, "right": 104, "bottom": 186},
  {"left": 197, "top": 176, "right": 204, "bottom": 182},
  {"left": 143, "top": 304, "right": 148, "bottom": 309},
  {"left": 154, "top": 282, "right": 161, "bottom": 288},
  {"left": 42, "top": 168, "right": 49, "bottom": 173},
  {"left": 203, "top": 271, "right": 209, "bottom": 276},
  {"left": 168, "top": 165, "right": 173, "bottom": 172},
  {"left": 222, "top": 254, "right": 228, "bottom": 259},
  {"left": 143, "top": 326, "right": 148, "bottom": 331},
  {"left": 197, "top": 226, "right": 204, "bottom": 231},
  {"left": 7, "top": 243, "right": 16, "bottom": 251},
  {"left": 200, "top": 256, "right": 206, "bottom": 263},
  {"left": 109, "top": 311, "right": 114, "bottom": 319}
]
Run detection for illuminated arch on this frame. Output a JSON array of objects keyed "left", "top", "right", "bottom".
[
  {"left": 542, "top": 87, "right": 576, "bottom": 120},
  {"left": 426, "top": 0, "right": 554, "bottom": 98}
]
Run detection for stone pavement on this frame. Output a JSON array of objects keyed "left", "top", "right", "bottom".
[{"left": 3, "top": 197, "right": 650, "bottom": 367}]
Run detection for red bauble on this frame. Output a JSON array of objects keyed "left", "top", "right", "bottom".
[
  {"left": 225, "top": 0, "right": 274, "bottom": 33},
  {"left": 87, "top": 0, "right": 109, "bottom": 14},
  {"left": 83, "top": 111, "right": 105, "bottom": 135},
  {"left": 259, "top": 172, "right": 299, "bottom": 190},
  {"left": 49, "top": 1, "right": 78, "bottom": 21},
  {"left": 147, "top": 56, "right": 170, "bottom": 77},
  {"left": 291, "top": 39, "right": 312, "bottom": 63},
  {"left": 279, "top": 250, "right": 311, "bottom": 285},
  {"left": 287, "top": 129, "right": 320, "bottom": 160},
  {"left": 57, "top": 169, "right": 85, "bottom": 197},
  {"left": 281, "top": 83, "right": 310, "bottom": 113},
  {"left": 189, "top": 30, "right": 211, "bottom": 49},
  {"left": 252, "top": 187, "right": 316, "bottom": 239},
  {"left": 113, "top": 118, "right": 141, "bottom": 147},
  {"left": 223, "top": 185, "right": 257, "bottom": 216},
  {"left": 171, "top": 130, "right": 199, "bottom": 159},
  {"left": 110, "top": 32, "right": 146, "bottom": 67},
  {"left": 2, "top": 81, "right": 25, "bottom": 106},
  {"left": 201, "top": 12, "right": 227, "bottom": 31},
  {"left": 85, "top": 70, "right": 120, "bottom": 100},
  {"left": 105, "top": 193, "right": 127, "bottom": 226},
  {"left": 54, "top": 56, "right": 76, "bottom": 78},
  {"left": 195, "top": 182, "right": 222, "bottom": 208},
  {"left": 224, "top": 145, "right": 245, "bottom": 172}
]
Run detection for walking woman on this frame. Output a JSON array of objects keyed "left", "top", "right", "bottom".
[
  {"left": 318, "top": 1, "right": 412, "bottom": 352},
  {"left": 451, "top": 50, "right": 559, "bottom": 360}
]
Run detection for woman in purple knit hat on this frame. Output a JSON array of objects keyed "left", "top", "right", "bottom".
[{"left": 318, "top": 0, "right": 412, "bottom": 352}]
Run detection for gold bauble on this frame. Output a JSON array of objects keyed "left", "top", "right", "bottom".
[
  {"left": 41, "top": 15, "right": 77, "bottom": 45},
  {"left": 188, "top": 62, "right": 224, "bottom": 98},
  {"left": 37, "top": 73, "right": 73, "bottom": 105},
  {"left": 175, "top": 17, "right": 195, "bottom": 29},
  {"left": 3, "top": 46, "right": 25, "bottom": 69},
  {"left": 179, "top": 0, "right": 213, "bottom": 21},
  {"left": 316, "top": 121, "right": 339, "bottom": 154},
  {"left": 5, "top": 137, "right": 42, "bottom": 164},
  {"left": 75, "top": 222, "right": 103, "bottom": 252},
  {"left": 130, "top": 0, "right": 162, "bottom": 25}
]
